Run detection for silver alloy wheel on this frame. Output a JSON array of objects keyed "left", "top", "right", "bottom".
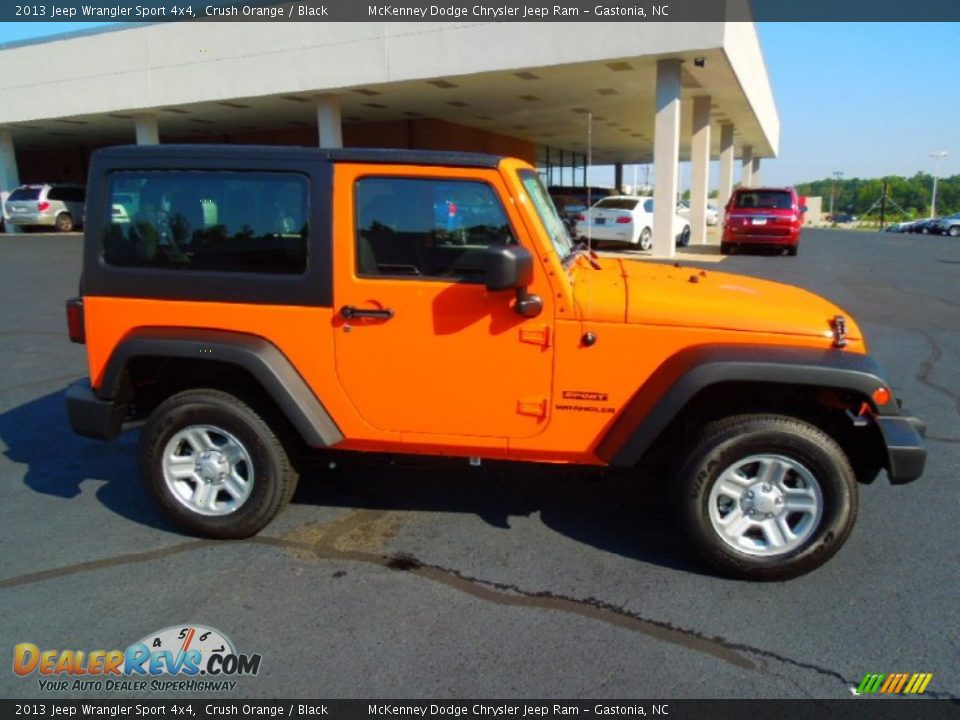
[
  {"left": 639, "top": 228, "right": 653, "bottom": 250},
  {"left": 708, "top": 453, "right": 823, "bottom": 557},
  {"left": 162, "top": 424, "right": 254, "bottom": 517}
]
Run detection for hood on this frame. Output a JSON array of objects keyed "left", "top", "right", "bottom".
[{"left": 571, "top": 258, "right": 862, "bottom": 342}]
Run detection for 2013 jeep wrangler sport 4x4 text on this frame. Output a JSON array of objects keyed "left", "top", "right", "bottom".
[{"left": 66, "top": 145, "right": 926, "bottom": 580}]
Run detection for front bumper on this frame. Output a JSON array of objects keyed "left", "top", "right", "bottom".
[
  {"left": 66, "top": 379, "right": 126, "bottom": 441},
  {"left": 876, "top": 414, "right": 926, "bottom": 484}
]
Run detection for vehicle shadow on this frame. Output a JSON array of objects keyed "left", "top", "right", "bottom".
[
  {"left": 291, "top": 453, "right": 705, "bottom": 576},
  {"left": 0, "top": 389, "right": 175, "bottom": 532},
  {"left": 3, "top": 389, "right": 704, "bottom": 576}
]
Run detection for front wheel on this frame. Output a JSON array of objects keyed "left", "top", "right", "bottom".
[
  {"left": 139, "top": 389, "right": 298, "bottom": 538},
  {"left": 679, "top": 415, "right": 857, "bottom": 580},
  {"left": 677, "top": 226, "right": 691, "bottom": 247},
  {"left": 948, "top": 226, "right": 960, "bottom": 237},
  {"left": 786, "top": 245, "right": 799, "bottom": 256}
]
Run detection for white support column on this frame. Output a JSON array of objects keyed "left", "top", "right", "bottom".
[
  {"left": 652, "top": 59, "right": 682, "bottom": 258},
  {"left": 690, "top": 96, "right": 711, "bottom": 245},
  {"left": 0, "top": 128, "right": 21, "bottom": 233},
  {"left": 717, "top": 123, "right": 735, "bottom": 219},
  {"left": 750, "top": 157, "right": 762, "bottom": 187},
  {"left": 134, "top": 114, "right": 159, "bottom": 145},
  {"left": 741, "top": 144, "right": 754, "bottom": 188},
  {"left": 315, "top": 94, "right": 343, "bottom": 149}
]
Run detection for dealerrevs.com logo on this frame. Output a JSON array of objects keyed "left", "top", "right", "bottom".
[{"left": 13, "top": 625, "right": 261, "bottom": 692}]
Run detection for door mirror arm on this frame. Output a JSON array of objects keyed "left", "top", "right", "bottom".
[{"left": 514, "top": 287, "right": 542, "bottom": 318}]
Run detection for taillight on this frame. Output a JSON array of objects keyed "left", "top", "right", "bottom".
[
  {"left": 616, "top": 216, "right": 631, "bottom": 224},
  {"left": 66, "top": 298, "right": 85, "bottom": 344},
  {"left": 37, "top": 201, "right": 50, "bottom": 212},
  {"left": 576, "top": 214, "right": 586, "bottom": 222}
]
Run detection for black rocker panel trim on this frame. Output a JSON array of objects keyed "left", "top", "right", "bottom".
[
  {"left": 98, "top": 328, "right": 343, "bottom": 447},
  {"left": 597, "top": 345, "right": 900, "bottom": 468}
]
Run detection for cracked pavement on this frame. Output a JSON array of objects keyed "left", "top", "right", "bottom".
[{"left": 0, "top": 229, "right": 957, "bottom": 699}]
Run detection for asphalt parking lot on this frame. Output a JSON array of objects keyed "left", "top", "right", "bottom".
[{"left": 0, "top": 228, "right": 957, "bottom": 700}]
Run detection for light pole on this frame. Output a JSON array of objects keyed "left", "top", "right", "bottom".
[
  {"left": 929, "top": 151, "right": 948, "bottom": 219},
  {"left": 830, "top": 170, "right": 843, "bottom": 221}
]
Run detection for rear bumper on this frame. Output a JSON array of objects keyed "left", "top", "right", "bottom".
[
  {"left": 723, "top": 232, "right": 798, "bottom": 246},
  {"left": 876, "top": 414, "right": 926, "bottom": 484},
  {"left": 7, "top": 214, "right": 56, "bottom": 227},
  {"left": 66, "top": 379, "right": 126, "bottom": 441}
]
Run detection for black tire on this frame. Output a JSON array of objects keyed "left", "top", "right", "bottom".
[
  {"left": 787, "top": 245, "right": 799, "bottom": 256},
  {"left": 55, "top": 213, "right": 74, "bottom": 232},
  {"left": 720, "top": 242, "right": 732, "bottom": 255},
  {"left": 638, "top": 227, "right": 653, "bottom": 251},
  {"left": 677, "top": 226, "right": 691, "bottom": 248},
  {"left": 949, "top": 226, "right": 960, "bottom": 237},
  {"left": 139, "top": 388, "right": 298, "bottom": 538},
  {"left": 679, "top": 414, "right": 857, "bottom": 581}
]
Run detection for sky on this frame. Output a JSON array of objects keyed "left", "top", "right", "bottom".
[{"left": 0, "top": 20, "right": 957, "bottom": 189}]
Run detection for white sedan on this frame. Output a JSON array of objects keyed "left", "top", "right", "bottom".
[
  {"left": 575, "top": 196, "right": 691, "bottom": 250},
  {"left": 677, "top": 200, "right": 720, "bottom": 225}
]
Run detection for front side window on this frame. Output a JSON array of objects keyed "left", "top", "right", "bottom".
[
  {"left": 103, "top": 171, "right": 308, "bottom": 274},
  {"left": 355, "top": 177, "right": 513, "bottom": 280}
]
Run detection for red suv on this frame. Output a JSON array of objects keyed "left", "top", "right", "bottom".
[{"left": 722, "top": 187, "right": 806, "bottom": 256}]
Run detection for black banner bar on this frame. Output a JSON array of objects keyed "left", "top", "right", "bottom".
[
  {"left": 2, "top": 0, "right": 960, "bottom": 23},
  {"left": 3, "top": 700, "right": 959, "bottom": 720}
]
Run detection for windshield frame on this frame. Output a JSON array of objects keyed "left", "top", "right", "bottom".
[{"left": 517, "top": 169, "right": 574, "bottom": 262}]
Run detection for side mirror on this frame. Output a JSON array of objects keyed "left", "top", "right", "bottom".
[
  {"left": 485, "top": 244, "right": 533, "bottom": 291},
  {"left": 485, "top": 244, "right": 541, "bottom": 318}
]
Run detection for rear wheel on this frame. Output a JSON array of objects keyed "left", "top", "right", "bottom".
[
  {"left": 679, "top": 414, "right": 857, "bottom": 580},
  {"left": 638, "top": 227, "right": 653, "bottom": 251},
  {"left": 949, "top": 226, "right": 960, "bottom": 237},
  {"left": 139, "top": 388, "right": 298, "bottom": 538},
  {"left": 786, "top": 245, "right": 799, "bottom": 256},
  {"left": 720, "top": 242, "right": 732, "bottom": 255},
  {"left": 677, "top": 226, "right": 691, "bottom": 247},
  {"left": 55, "top": 213, "right": 74, "bottom": 232}
]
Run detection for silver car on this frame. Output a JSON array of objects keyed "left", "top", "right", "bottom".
[{"left": 4, "top": 183, "right": 86, "bottom": 232}]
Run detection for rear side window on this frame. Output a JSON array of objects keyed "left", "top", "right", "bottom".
[
  {"left": 102, "top": 171, "right": 308, "bottom": 274},
  {"left": 733, "top": 191, "right": 793, "bottom": 210},
  {"left": 355, "top": 177, "right": 513, "bottom": 280},
  {"left": 9, "top": 188, "right": 40, "bottom": 201},
  {"left": 596, "top": 198, "right": 639, "bottom": 210}
]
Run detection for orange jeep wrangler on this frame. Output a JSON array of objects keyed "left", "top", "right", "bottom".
[{"left": 66, "top": 145, "right": 926, "bottom": 579}]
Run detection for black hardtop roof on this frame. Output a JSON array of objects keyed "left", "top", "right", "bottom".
[{"left": 91, "top": 144, "right": 504, "bottom": 169}]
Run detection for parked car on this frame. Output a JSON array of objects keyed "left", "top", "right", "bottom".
[
  {"left": 884, "top": 221, "right": 916, "bottom": 233},
  {"left": 548, "top": 185, "right": 616, "bottom": 237},
  {"left": 829, "top": 213, "right": 857, "bottom": 224},
  {"left": 677, "top": 200, "right": 719, "bottom": 225},
  {"left": 575, "top": 195, "right": 691, "bottom": 250},
  {"left": 722, "top": 187, "right": 806, "bottom": 256},
  {"left": 907, "top": 218, "right": 938, "bottom": 234},
  {"left": 4, "top": 183, "right": 86, "bottom": 232},
  {"left": 0, "top": 190, "right": 9, "bottom": 232},
  {"left": 930, "top": 212, "right": 960, "bottom": 237}
]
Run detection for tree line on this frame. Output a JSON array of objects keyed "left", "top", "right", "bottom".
[{"left": 794, "top": 173, "right": 959, "bottom": 219}]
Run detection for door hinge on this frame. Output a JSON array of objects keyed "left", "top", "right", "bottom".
[
  {"left": 517, "top": 397, "right": 548, "bottom": 418},
  {"left": 519, "top": 325, "right": 551, "bottom": 347}
]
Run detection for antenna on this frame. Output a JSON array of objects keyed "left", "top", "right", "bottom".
[{"left": 586, "top": 111, "right": 593, "bottom": 252}]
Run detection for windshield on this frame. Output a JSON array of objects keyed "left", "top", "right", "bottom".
[
  {"left": 9, "top": 188, "right": 41, "bottom": 202},
  {"left": 518, "top": 169, "right": 572, "bottom": 260},
  {"left": 733, "top": 191, "right": 793, "bottom": 210},
  {"left": 595, "top": 198, "right": 639, "bottom": 210}
]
